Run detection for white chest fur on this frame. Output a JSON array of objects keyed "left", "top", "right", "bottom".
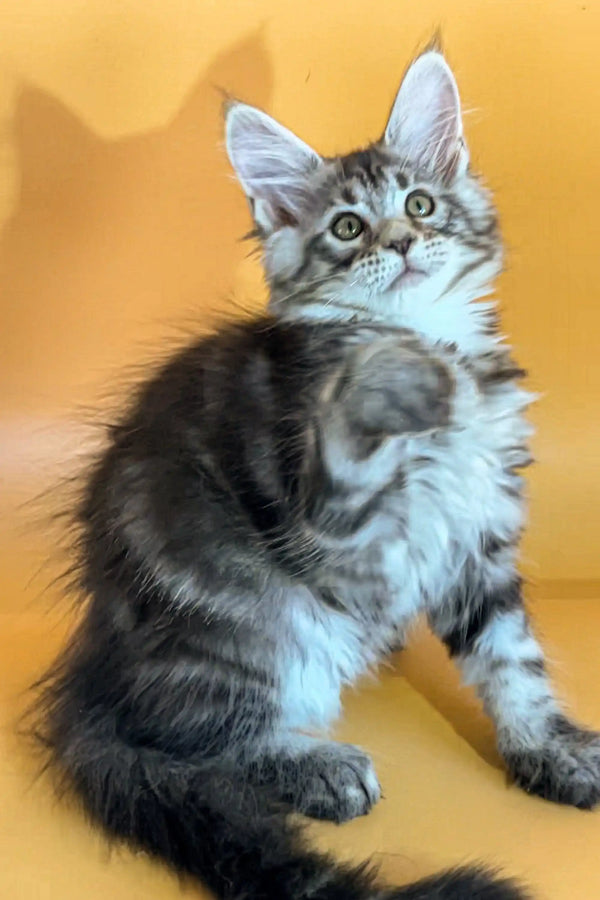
[
  {"left": 278, "top": 355, "right": 534, "bottom": 733},
  {"left": 279, "top": 592, "right": 382, "bottom": 730},
  {"left": 369, "top": 287, "right": 535, "bottom": 594},
  {"left": 277, "top": 280, "right": 536, "bottom": 730},
  {"left": 382, "top": 356, "right": 534, "bottom": 617}
]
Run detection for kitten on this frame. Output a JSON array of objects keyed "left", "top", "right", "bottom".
[{"left": 34, "top": 50, "right": 600, "bottom": 900}]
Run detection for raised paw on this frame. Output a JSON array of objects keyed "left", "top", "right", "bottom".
[
  {"left": 340, "top": 339, "right": 454, "bottom": 437},
  {"left": 282, "top": 741, "right": 381, "bottom": 824},
  {"left": 505, "top": 715, "right": 600, "bottom": 809}
]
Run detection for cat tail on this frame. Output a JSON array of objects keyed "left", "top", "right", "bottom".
[{"left": 33, "top": 715, "right": 529, "bottom": 900}]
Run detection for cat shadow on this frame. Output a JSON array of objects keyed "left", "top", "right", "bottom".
[{"left": 0, "top": 28, "right": 273, "bottom": 407}]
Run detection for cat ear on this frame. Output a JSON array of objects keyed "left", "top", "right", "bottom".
[
  {"left": 225, "top": 101, "right": 322, "bottom": 235},
  {"left": 384, "top": 51, "right": 468, "bottom": 178}
]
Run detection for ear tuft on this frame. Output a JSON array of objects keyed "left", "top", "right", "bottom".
[
  {"left": 423, "top": 29, "right": 444, "bottom": 54},
  {"left": 384, "top": 51, "right": 468, "bottom": 178}
]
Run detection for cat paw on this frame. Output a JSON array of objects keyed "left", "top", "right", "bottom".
[
  {"left": 286, "top": 742, "right": 381, "bottom": 823},
  {"left": 505, "top": 715, "right": 600, "bottom": 809},
  {"left": 342, "top": 339, "right": 454, "bottom": 437}
]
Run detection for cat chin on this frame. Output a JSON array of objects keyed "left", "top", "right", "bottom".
[
  {"left": 386, "top": 269, "right": 428, "bottom": 291},
  {"left": 268, "top": 265, "right": 500, "bottom": 357}
]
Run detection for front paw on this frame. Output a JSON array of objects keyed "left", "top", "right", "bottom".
[
  {"left": 505, "top": 715, "right": 600, "bottom": 809},
  {"left": 341, "top": 339, "right": 454, "bottom": 437},
  {"left": 284, "top": 742, "right": 381, "bottom": 824}
]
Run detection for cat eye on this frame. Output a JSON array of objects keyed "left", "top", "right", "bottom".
[
  {"left": 405, "top": 190, "right": 435, "bottom": 218},
  {"left": 330, "top": 212, "right": 364, "bottom": 241}
]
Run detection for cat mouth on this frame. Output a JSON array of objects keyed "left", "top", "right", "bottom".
[{"left": 387, "top": 267, "right": 427, "bottom": 290}]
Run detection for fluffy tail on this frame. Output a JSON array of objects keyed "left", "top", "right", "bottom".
[{"left": 34, "top": 717, "right": 529, "bottom": 900}]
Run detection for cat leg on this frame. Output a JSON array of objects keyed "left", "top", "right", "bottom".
[
  {"left": 250, "top": 734, "right": 381, "bottom": 823},
  {"left": 430, "top": 573, "right": 600, "bottom": 808},
  {"left": 268, "top": 339, "right": 451, "bottom": 822},
  {"left": 302, "top": 336, "right": 454, "bottom": 545}
]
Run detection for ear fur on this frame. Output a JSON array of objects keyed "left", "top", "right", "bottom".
[
  {"left": 225, "top": 101, "right": 321, "bottom": 234},
  {"left": 384, "top": 51, "right": 468, "bottom": 178}
]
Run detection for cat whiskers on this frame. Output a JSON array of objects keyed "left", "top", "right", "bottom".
[
  {"left": 322, "top": 278, "right": 359, "bottom": 308},
  {"left": 271, "top": 272, "right": 341, "bottom": 307}
]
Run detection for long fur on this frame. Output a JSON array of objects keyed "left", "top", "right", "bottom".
[
  {"left": 31, "top": 48, "right": 599, "bottom": 900},
  {"left": 35, "top": 667, "right": 524, "bottom": 899}
]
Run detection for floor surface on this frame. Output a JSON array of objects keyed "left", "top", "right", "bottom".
[{"left": 2, "top": 495, "right": 600, "bottom": 900}]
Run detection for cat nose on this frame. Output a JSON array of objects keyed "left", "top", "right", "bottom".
[
  {"left": 385, "top": 234, "right": 414, "bottom": 256},
  {"left": 382, "top": 231, "right": 415, "bottom": 256}
]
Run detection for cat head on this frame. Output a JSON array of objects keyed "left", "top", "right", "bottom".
[{"left": 225, "top": 51, "right": 501, "bottom": 331}]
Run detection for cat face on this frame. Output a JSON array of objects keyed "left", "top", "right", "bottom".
[{"left": 226, "top": 51, "right": 501, "bottom": 324}]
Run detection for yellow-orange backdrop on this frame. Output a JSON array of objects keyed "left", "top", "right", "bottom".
[
  {"left": 2, "top": 5, "right": 600, "bottom": 900},
  {"left": 1, "top": 0, "right": 599, "bottom": 596}
]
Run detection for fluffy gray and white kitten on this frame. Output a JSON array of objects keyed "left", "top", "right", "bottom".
[{"left": 36, "top": 50, "right": 600, "bottom": 900}]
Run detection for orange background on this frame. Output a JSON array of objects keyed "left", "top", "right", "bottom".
[
  {"left": 1, "top": 2, "right": 600, "bottom": 899},
  {"left": 2, "top": 0, "right": 600, "bottom": 587}
]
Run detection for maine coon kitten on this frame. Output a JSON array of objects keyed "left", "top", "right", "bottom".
[{"left": 35, "top": 50, "right": 600, "bottom": 900}]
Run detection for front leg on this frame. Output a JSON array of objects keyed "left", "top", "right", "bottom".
[
  {"left": 430, "top": 572, "right": 600, "bottom": 809},
  {"left": 248, "top": 735, "right": 381, "bottom": 824},
  {"left": 301, "top": 336, "right": 453, "bottom": 546}
]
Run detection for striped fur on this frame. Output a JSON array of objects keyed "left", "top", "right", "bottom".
[{"left": 34, "top": 49, "right": 598, "bottom": 900}]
